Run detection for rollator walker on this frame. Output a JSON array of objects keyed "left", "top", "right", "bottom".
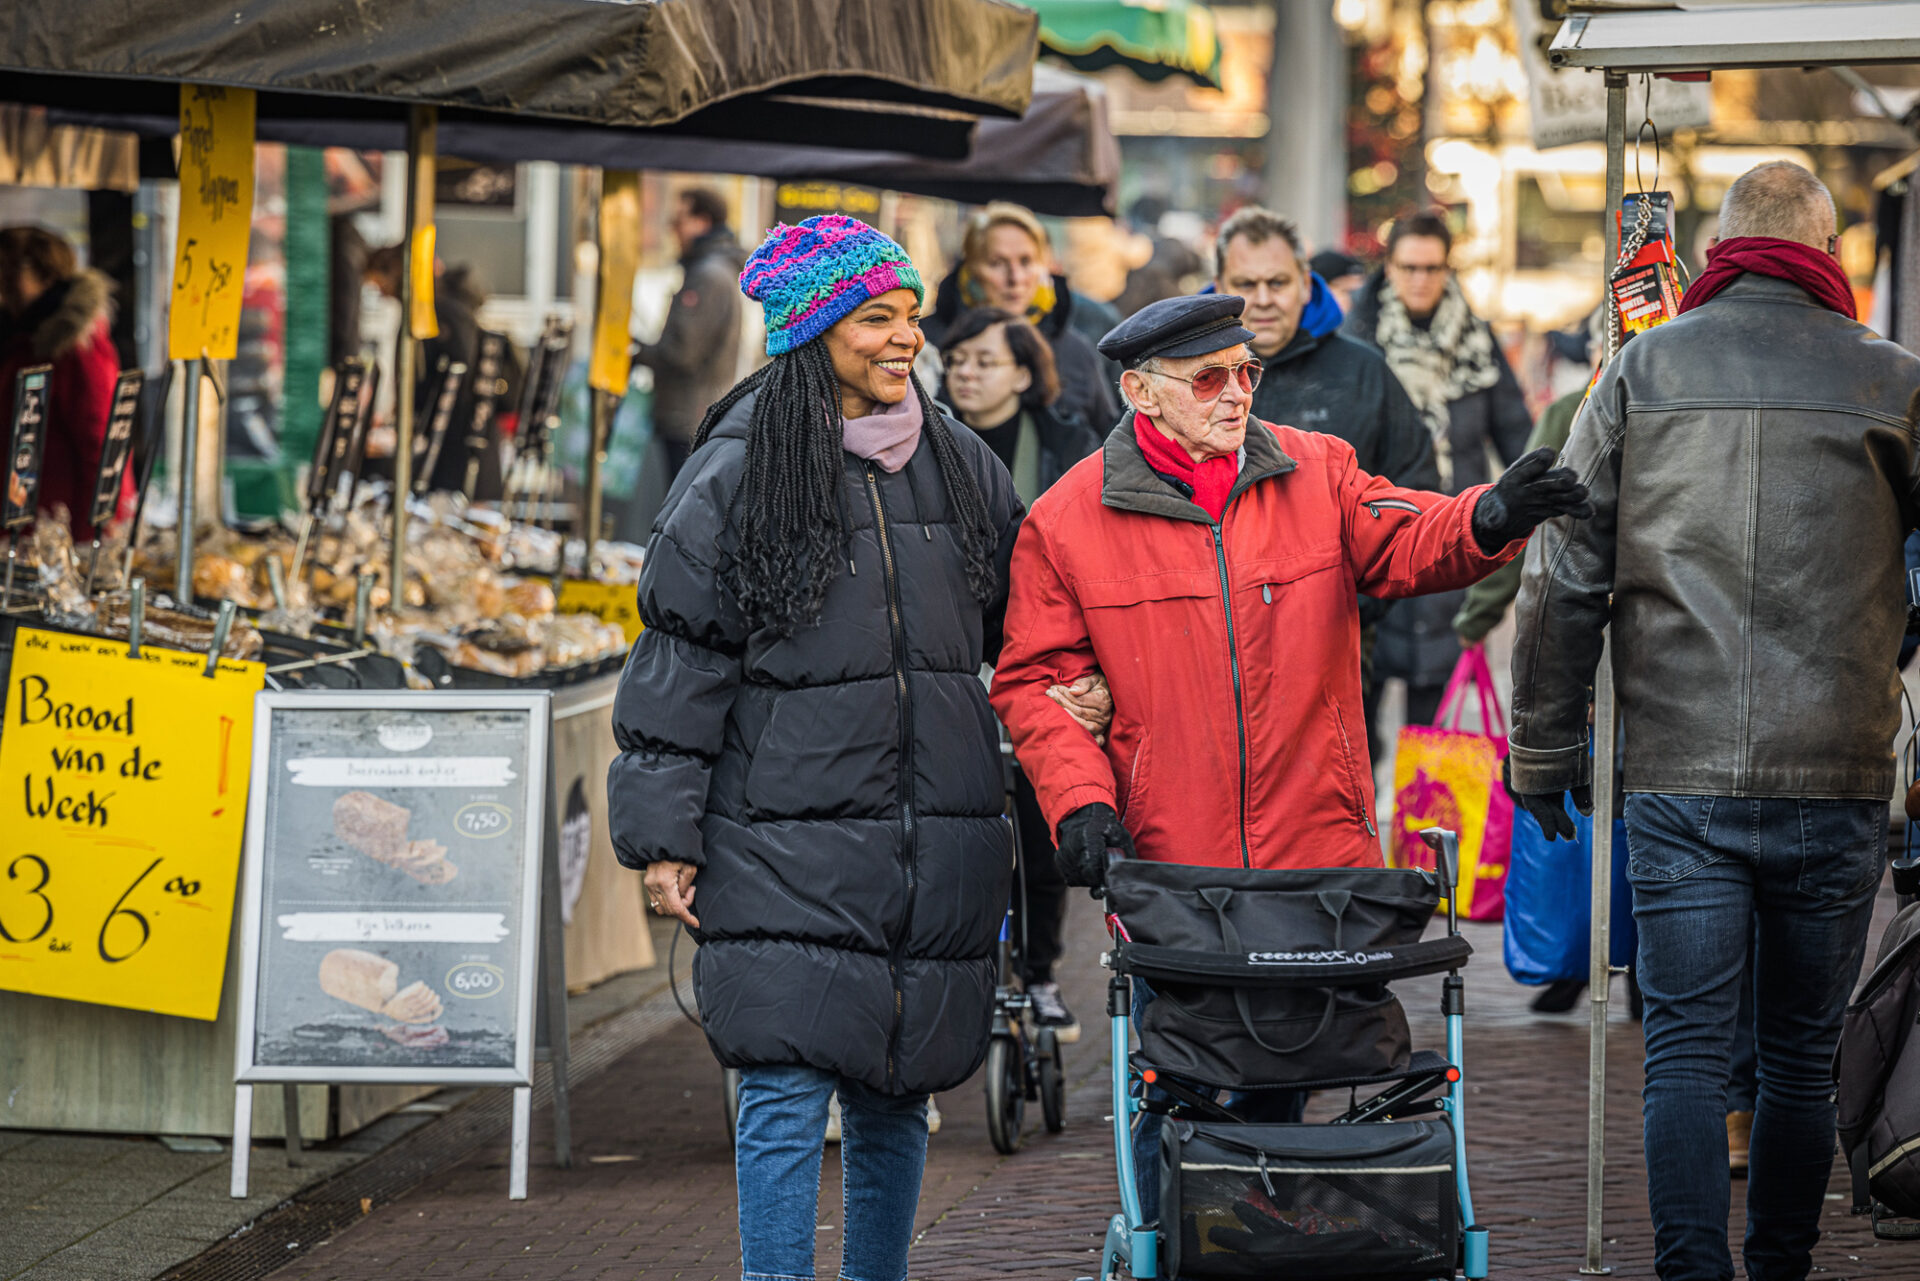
[{"left": 1080, "top": 828, "right": 1488, "bottom": 1281}]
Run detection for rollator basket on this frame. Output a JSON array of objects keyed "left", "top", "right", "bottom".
[
  {"left": 1106, "top": 861, "right": 1469, "bottom": 1088},
  {"left": 1159, "top": 1116, "right": 1460, "bottom": 1281}
]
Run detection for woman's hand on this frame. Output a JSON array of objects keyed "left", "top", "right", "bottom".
[
  {"left": 643, "top": 860, "right": 700, "bottom": 929},
  {"left": 1046, "top": 670, "right": 1114, "bottom": 746}
]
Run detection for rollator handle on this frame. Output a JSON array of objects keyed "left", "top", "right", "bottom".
[
  {"left": 1420, "top": 828, "right": 1461, "bottom": 898},
  {"left": 1893, "top": 856, "right": 1920, "bottom": 901}
]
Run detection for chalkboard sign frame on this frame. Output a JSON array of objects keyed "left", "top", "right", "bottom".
[{"left": 231, "top": 690, "right": 551, "bottom": 1088}]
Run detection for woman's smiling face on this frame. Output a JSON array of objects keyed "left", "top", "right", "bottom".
[{"left": 825, "top": 288, "right": 924, "bottom": 419}]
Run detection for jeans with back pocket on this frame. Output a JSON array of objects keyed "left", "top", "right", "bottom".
[{"left": 1626, "top": 792, "right": 1882, "bottom": 1281}]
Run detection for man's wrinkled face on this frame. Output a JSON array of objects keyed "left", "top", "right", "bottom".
[
  {"left": 1218, "top": 234, "right": 1310, "bottom": 358},
  {"left": 1122, "top": 342, "right": 1256, "bottom": 464}
]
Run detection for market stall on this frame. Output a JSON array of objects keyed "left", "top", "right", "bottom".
[
  {"left": 1545, "top": 5, "right": 1920, "bottom": 1271},
  {"left": 0, "top": 0, "right": 1043, "bottom": 1139}
]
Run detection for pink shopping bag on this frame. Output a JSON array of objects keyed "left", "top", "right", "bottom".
[{"left": 1387, "top": 645, "right": 1513, "bottom": 921}]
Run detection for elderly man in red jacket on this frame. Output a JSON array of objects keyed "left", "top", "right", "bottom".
[{"left": 990, "top": 292, "right": 1590, "bottom": 883}]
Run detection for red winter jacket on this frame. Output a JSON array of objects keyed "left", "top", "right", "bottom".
[
  {"left": 990, "top": 417, "right": 1519, "bottom": 871},
  {"left": 0, "top": 270, "right": 126, "bottom": 542}
]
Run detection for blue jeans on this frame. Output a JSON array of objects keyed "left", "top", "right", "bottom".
[
  {"left": 1626, "top": 793, "right": 1882, "bottom": 1281},
  {"left": 734, "top": 1065, "right": 928, "bottom": 1281},
  {"left": 1128, "top": 981, "right": 1305, "bottom": 1227}
]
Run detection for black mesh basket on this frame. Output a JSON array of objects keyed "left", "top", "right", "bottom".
[{"left": 1160, "top": 1118, "right": 1458, "bottom": 1280}]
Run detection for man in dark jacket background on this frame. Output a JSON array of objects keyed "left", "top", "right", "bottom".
[
  {"left": 1509, "top": 161, "right": 1920, "bottom": 1281},
  {"left": 1212, "top": 205, "right": 1438, "bottom": 754},
  {"left": 633, "top": 186, "right": 746, "bottom": 483}
]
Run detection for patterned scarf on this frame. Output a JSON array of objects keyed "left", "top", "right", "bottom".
[{"left": 1373, "top": 276, "right": 1500, "bottom": 490}]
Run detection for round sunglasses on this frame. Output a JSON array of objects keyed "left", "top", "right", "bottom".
[{"left": 1147, "top": 358, "right": 1263, "bottom": 402}]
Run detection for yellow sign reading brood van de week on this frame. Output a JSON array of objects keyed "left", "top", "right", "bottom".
[{"left": 0, "top": 629, "right": 264, "bottom": 1019}]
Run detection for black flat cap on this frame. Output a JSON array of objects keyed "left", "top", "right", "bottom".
[{"left": 1098, "top": 294, "right": 1255, "bottom": 369}]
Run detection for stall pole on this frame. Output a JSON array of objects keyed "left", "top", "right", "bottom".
[
  {"left": 390, "top": 105, "right": 436, "bottom": 601},
  {"left": 583, "top": 390, "right": 610, "bottom": 556},
  {"left": 1582, "top": 68, "right": 1629, "bottom": 1280},
  {"left": 176, "top": 358, "right": 201, "bottom": 603}
]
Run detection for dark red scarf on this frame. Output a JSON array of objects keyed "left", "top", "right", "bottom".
[
  {"left": 1133, "top": 412, "right": 1236, "bottom": 523},
  {"left": 1677, "top": 236, "right": 1855, "bottom": 319}
]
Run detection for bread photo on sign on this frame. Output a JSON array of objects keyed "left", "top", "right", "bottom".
[
  {"left": 317, "top": 947, "right": 446, "bottom": 1025},
  {"left": 332, "top": 791, "right": 458, "bottom": 885}
]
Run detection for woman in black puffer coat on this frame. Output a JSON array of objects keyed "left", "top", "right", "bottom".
[{"left": 607, "top": 215, "right": 1020, "bottom": 1281}]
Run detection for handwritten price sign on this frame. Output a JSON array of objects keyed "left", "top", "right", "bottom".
[
  {"left": 0, "top": 629, "right": 264, "bottom": 1019},
  {"left": 168, "top": 85, "right": 255, "bottom": 361},
  {"left": 555, "top": 579, "right": 643, "bottom": 645}
]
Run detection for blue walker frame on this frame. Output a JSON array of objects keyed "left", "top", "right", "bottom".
[{"left": 1080, "top": 828, "right": 1490, "bottom": 1281}]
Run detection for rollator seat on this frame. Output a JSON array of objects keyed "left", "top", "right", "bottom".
[{"left": 1131, "top": 1047, "right": 1457, "bottom": 1096}]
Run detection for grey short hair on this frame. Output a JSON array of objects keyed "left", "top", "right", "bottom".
[
  {"left": 1717, "top": 161, "right": 1835, "bottom": 248},
  {"left": 1212, "top": 206, "right": 1304, "bottom": 278}
]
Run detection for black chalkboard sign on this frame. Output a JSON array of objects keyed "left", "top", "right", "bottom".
[
  {"left": 4, "top": 364, "right": 51, "bottom": 532},
  {"left": 88, "top": 370, "right": 146, "bottom": 531},
  {"left": 235, "top": 691, "right": 550, "bottom": 1085},
  {"left": 308, "top": 359, "right": 367, "bottom": 512},
  {"left": 411, "top": 356, "right": 468, "bottom": 495}
]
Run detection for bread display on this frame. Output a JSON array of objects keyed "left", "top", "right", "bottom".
[{"left": 380, "top": 979, "right": 444, "bottom": 1024}]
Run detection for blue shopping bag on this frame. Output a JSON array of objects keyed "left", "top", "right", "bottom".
[{"left": 1503, "top": 795, "right": 1637, "bottom": 985}]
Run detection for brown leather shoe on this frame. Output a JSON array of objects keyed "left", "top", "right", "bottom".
[{"left": 1727, "top": 1110, "right": 1753, "bottom": 1176}]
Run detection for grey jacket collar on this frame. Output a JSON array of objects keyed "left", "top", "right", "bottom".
[{"left": 1100, "top": 413, "right": 1296, "bottom": 525}]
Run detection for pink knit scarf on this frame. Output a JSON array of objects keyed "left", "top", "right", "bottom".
[{"left": 842, "top": 392, "right": 923, "bottom": 473}]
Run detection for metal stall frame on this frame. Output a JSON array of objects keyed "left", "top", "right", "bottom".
[{"left": 1549, "top": 5, "right": 1920, "bottom": 1274}]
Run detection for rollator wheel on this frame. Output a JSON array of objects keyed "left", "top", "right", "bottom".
[
  {"left": 985, "top": 1035, "right": 1025, "bottom": 1154},
  {"left": 722, "top": 1067, "right": 742, "bottom": 1149},
  {"left": 1037, "top": 1029, "right": 1066, "bottom": 1134}
]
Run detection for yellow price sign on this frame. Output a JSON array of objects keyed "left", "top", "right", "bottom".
[
  {"left": 169, "top": 85, "right": 255, "bottom": 361},
  {"left": 556, "top": 579, "right": 643, "bottom": 645},
  {"left": 0, "top": 629, "right": 264, "bottom": 1020},
  {"left": 589, "top": 171, "right": 641, "bottom": 396}
]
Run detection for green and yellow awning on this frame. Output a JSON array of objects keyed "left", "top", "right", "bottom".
[{"left": 1021, "top": 0, "right": 1222, "bottom": 89}]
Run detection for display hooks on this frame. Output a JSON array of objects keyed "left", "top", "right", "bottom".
[{"left": 1607, "top": 75, "right": 1665, "bottom": 367}]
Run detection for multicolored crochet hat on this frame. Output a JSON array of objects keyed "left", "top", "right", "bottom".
[{"left": 739, "top": 215, "right": 924, "bottom": 356}]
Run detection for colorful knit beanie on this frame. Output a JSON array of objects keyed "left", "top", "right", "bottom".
[{"left": 739, "top": 215, "right": 924, "bottom": 356}]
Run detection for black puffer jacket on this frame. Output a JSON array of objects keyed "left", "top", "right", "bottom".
[{"left": 608, "top": 390, "right": 1023, "bottom": 1095}]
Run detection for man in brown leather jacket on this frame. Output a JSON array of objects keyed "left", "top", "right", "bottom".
[{"left": 1508, "top": 162, "right": 1920, "bottom": 1281}]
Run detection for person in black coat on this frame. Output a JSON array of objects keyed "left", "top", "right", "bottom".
[
  {"left": 920, "top": 201, "right": 1119, "bottom": 433},
  {"left": 607, "top": 215, "right": 1021, "bottom": 1281},
  {"left": 939, "top": 305, "right": 1102, "bottom": 1041},
  {"left": 1341, "top": 211, "right": 1531, "bottom": 727}
]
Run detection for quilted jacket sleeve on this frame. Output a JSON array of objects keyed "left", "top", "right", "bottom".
[
  {"left": 989, "top": 513, "right": 1117, "bottom": 837},
  {"left": 606, "top": 454, "right": 748, "bottom": 870}
]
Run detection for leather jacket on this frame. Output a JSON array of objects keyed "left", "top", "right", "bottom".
[{"left": 1509, "top": 274, "right": 1920, "bottom": 801}]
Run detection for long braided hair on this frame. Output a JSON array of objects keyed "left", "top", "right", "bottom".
[{"left": 692, "top": 338, "right": 999, "bottom": 638}]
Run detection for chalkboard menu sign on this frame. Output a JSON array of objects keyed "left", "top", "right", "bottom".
[
  {"left": 234, "top": 691, "right": 550, "bottom": 1085},
  {"left": 88, "top": 370, "right": 146, "bottom": 531},
  {"left": 4, "top": 364, "right": 50, "bottom": 531}
]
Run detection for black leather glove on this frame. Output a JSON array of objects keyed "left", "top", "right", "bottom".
[
  {"left": 1503, "top": 757, "right": 1592, "bottom": 843},
  {"left": 1472, "top": 447, "right": 1594, "bottom": 554},
  {"left": 1055, "top": 802, "right": 1136, "bottom": 889}
]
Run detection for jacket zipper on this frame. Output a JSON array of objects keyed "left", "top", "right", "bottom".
[
  {"left": 1326, "top": 694, "right": 1378, "bottom": 836},
  {"left": 1209, "top": 523, "right": 1252, "bottom": 867},
  {"left": 865, "top": 464, "right": 916, "bottom": 1089}
]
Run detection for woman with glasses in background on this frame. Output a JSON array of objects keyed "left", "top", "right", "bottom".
[{"left": 1343, "top": 210, "right": 1531, "bottom": 730}]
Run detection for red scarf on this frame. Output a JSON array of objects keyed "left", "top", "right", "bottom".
[
  {"left": 1133, "top": 412, "right": 1236, "bottom": 523},
  {"left": 1677, "top": 236, "right": 1855, "bottom": 319}
]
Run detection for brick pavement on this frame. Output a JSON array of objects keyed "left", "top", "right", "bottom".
[{"left": 258, "top": 889, "right": 1915, "bottom": 1281}]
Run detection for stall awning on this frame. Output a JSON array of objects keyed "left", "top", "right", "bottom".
[
  {"left": 1550, "top": 2, "right": 1920, "bottom": 73},
  {"left": 1022, "top": 0, "right": 1222, "bottom": 89},
  {"left": 0, "top": 0, "right": 1040, "bottom": 159}
]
